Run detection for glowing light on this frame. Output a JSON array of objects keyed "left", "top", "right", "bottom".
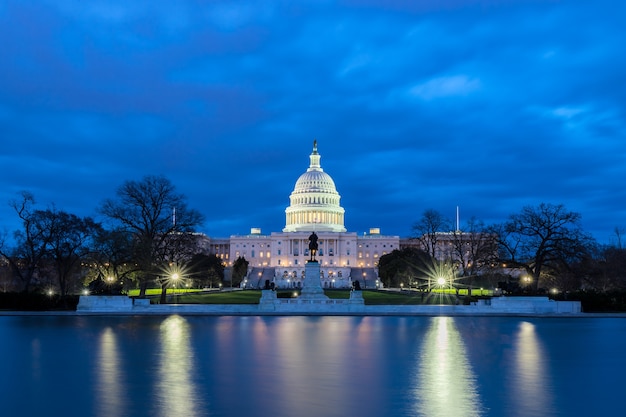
[
  {"left": 437, "top": 277, "right": 446, "bottom": 286},
  {"left": 414, "top": 317, "right": 482, "bottom": 416},
  {"left": 157, "top": 315, "right": 203, "bottom": 415},
  {"left": 512, "top": 322, "right": 554, "bottom": 415}
]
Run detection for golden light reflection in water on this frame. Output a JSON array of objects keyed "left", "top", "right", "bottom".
[
  {"left": 512, "top": 321, "right": 554, "bottom": 416},
  {"left": 414, "top": 317, "right": 482, "bottom": 417},
  {"left": 272, "top": 317, "right": 362, "bottom": 417},
  {"left": 156, "top": 315, "right": 203, "bottom": 417},
  {"left": 96, "top": 327, "right": 125, "bottom": 417}
]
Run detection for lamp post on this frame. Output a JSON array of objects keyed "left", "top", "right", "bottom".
[
  {"left": 362, "top": 271, "right": 366, "bottom": 289},
  {"left": 171, "top": 273, "right": 180, "bottom": 302},
  {"left": 437, "top": 277, "right": 446, "bottom": 294}
]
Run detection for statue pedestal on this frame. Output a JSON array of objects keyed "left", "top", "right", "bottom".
[
  {"left": 300, "top": 261, "right": 329, "bottom": 300},
  {"left": 349, "top": 290, "right": 364, "bottom": 305},
  {"left": 259, "top": 289, "right": 277, "bottom": 311}
]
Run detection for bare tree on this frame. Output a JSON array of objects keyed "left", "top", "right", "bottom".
[
  {"left": 84, "top": 228, "right": 139, "bottom": 292},
  {"left": 100, "top": 175, "right": 204, "bottom": 297},
  {"left": 494, "top": 203, "right": 594, "bottom": 293},
  {"left": 411, "top": 209, "right": 452, "bottom": 258},
  {"left": 613, "top": 227, "right": 625, "bottom": 249},
  {"left": 451, "top": 217, "right": 498, "bottom": 295},
  {"left": 0, "top": 192, "right": 54, "bottom": 292},
  {"left": 46, "top": 210, "right": 101, "bottom": 296}
]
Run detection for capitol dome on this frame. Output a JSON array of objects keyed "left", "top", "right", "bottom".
[{"left": 283, "top": 141, "right": 346, "bottom": 232}]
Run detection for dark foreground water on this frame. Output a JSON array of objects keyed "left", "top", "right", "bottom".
[{"left": 1, "top": 315, "right": 624, "bottom": 417}]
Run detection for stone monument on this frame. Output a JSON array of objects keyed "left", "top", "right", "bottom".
[{"left": 299, "top": 231, "right": 329, "bottom": 301}]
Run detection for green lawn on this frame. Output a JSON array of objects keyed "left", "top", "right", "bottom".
[
  {"left": 140, "top": 288, "right": 482, "bottom": 305},
  {"left": 158, "top": 290, "right": 262, "bottom": 304},
  {"left": 127, "top": 288, "right": 202, "bottom": 297}
]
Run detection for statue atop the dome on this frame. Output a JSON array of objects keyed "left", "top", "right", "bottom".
[{"left": 308, "top": 231, "right": 319, "bottom": 262}]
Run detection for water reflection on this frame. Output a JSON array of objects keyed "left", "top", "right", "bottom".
[
  {"left": 510, "top": 321, "right": 554, "bottom": 416},
  {"left": 414, "top": 317, "right": 482, "bottom": 417},
  {"left": 30, "top": 338, "right": 42, "bottom": 382},
  {"left": 272, "top": 317, "right": 358, "bottom": 416},
  {"left": 96, "top": 327, "right": 126, "bottom": 417},
  {"left": 156, "top": 315, "right": 203, "bottom": 417}
]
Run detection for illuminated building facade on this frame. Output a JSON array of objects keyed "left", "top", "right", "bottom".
[{"left": 208, "top": 141, "right": 400, "bottom": 289}]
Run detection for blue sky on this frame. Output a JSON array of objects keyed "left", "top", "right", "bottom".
[{"left": 1, "top": 0, "right": 625, "bottom": 244}]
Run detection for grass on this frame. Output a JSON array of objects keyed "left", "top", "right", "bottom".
[
  {"left": 139, "top": 288, "right": 481, "bottom": 305},
  {"left": 361, "top": 290, "right": 463, "bottom": 305},
  {"left": 159, "top": 290, "right": 262, "bottom": 304},
  {"left": 127, "top": 288, "right": 202, "bottom": 297}
]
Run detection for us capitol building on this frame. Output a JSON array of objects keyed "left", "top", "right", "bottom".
[{"left": 203, "top": 141, "right": 400, "bottom": 289}]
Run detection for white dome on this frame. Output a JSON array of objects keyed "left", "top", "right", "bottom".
[
  {"left": 293, "top": 170, "right": 337, "bottom": 194},
  {"left": 283, "top": 141, "right": 346, "bottom": 232}
]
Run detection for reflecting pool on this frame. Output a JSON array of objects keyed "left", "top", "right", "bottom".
[{"left": 0, "top": 315, "right": 624, "bottom": 417}]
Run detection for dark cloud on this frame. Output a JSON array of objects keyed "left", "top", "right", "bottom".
[{"left": 1, "top": 0, "right": 625, "bottom": 245}]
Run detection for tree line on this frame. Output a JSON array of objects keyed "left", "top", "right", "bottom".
[
  {"left": 2, "top": 175, "right": 624, "bottom": 301},
  {"left": 0, "top": 175, "right": 236, "bottom": 298},
  {"left": 379, "top": 205, "right": 626, "bottom": 297}
]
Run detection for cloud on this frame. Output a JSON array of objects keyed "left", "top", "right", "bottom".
[
  {"left": 408, "top": 75, "right": 481, "bottom": 100},
  {"left": 1, "top": 0, "right": 625, "bottom": 244}
]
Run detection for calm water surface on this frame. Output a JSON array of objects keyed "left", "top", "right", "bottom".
[{"left": 0, "top": 315, "right": 624, "bottom": 417}]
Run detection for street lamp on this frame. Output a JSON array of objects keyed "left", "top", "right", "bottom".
[
  {"left": 437, "top": 277, "right": 446, "bottom": 287},
  {"left": 171, "top": 273, "right": 180, "bottom": 295},
  {"left": 362, "top": 272, "right": 366, "bottom": 289}
]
